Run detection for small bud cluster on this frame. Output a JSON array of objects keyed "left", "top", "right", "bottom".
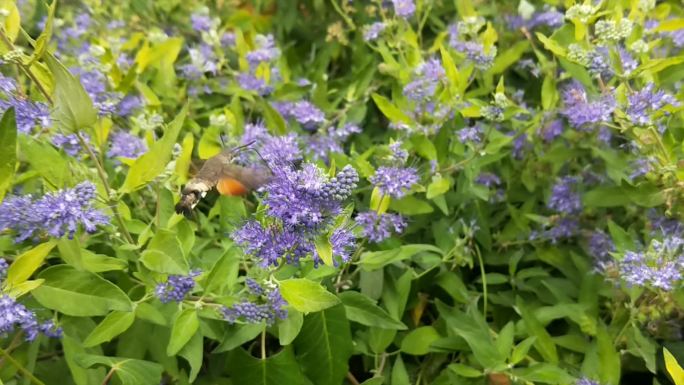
[
  {"left": 155, "top": 271, "right": 201, "bottom": 303},
  {"left": 221, "top": 280, "right": 288, "bottom": 325},
  {"left": 595, "top": 19, "right": 633, "bottom": 42}
]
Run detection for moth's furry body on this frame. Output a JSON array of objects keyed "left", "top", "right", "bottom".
[{"left": 175, "top": 148, "right": 271, "bottom": 216}]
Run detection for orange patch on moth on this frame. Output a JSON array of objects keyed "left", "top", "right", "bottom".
[{"left": 217, "top": 178, "right": 248, "bottom": 196}]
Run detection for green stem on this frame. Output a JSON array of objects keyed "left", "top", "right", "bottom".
[
  {"left": 329, "top": 0, "right": 355, "bottom": 30},
  {"left": 260, "top": 329, "right": 266, "bottom": 360},
  {"left": 474, "top": 245, "right": 488, "bottom": 316},
  {"left": 0, "top": 346, "right": 46, "bottom": 385}
]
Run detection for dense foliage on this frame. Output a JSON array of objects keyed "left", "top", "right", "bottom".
[{"left": 3, "top": 0, "right": 684, "bottom": 384}]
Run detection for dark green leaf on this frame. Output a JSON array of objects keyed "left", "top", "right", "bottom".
[
  {"left": 228, "top": 346, "right": 307, "bottom": 385},
  {"left": 167, "top": 308, "right": 199, "bottom": 355},
  {"left": 75, "top": 354, "right": 162, "bottom": 385},
  {"left": 339, "top": 291, "right": 407, "bottom": 330}
]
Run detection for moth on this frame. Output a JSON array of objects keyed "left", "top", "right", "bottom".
[{"left": 175, "top": 145, "right": 271, "bottom": 216}]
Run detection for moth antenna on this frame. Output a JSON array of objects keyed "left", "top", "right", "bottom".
[
  {"left": 219, "top": 134, "right": 226, "bottom": 147},
  {"left": 229, "top": 140, "right": 257, "bottom": 155}
]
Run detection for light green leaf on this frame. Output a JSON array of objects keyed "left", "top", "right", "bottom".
[
  {"left": 262, "top": 100, "right": 287, "bottom": 135},
  {"left": 278, "top": 309, "right": 303, "bottom": 346},
  {"left": 448, "top": 364, "right": 482, "bottom": 378},
  {"left": 372, "top": 93, "right": 412, "bottom": 124},
  {"left": 516, "top": 297, "right": 558, "bottom": 363},
  {"left": 339, "top": 291, "right": 407, "bottom": 330},
  {"left": 390, "top": 195, "right": 433, "bottom": 215},
  {"left": 427, "top": 176, "right": 450, "bottom": 199},
  {"left": 29, "top": 0, "right": 56, "bottom": 65},
  {"left": 120, "top": 105, "right": 187, "bottom": 193},
  {"left": 83, "top": 311, "right": 135, "bottom": 347},
  {"left": 0, "top": 107, "right": 16, "bottom": 200},
  {"left": 4, "top": 240, "right": 56, "bottom": 288},
  {"left": 179, "top": 331, "right": 203, "bottom": 383},
  {"left": 45, "top": 54, "right": 98, "bottom": 133},
  {"left": 535, "top": 33, "right": 567, "bottom": 57},
  {"left": 314, "top": 233, "right": 334, "bottom": 267},
  {"left": 18, "top": 135, "right": 71, "bottom": 188},
  {"left": 0, "top": 0, "right": 20, "bottom": 43},
  {"left": 214, "top": 323, "right": 264, "bottom": 353},
  {"left": 665, "top": 347, "right": 684, "bottom": 385},
  {"left": 360, "top": 244, "right": 443, "bottom": 271},
  {"left": 139, "top": 229, "right": 188, "bottom": 275},
  {"left": 279, "top": 278, "right": 340, "bottom": 313},
  {"left": 400, "top": 326, "right": 440, "bottom": 355},
  {"left": 511, "top": 363, "right": 574, "bottom": 384},
  {"left": 167, "top": 308, "right": 199, "bottom": 356},
  {"left": 33, "top": 265, "right": 132, "bottom": 316}
]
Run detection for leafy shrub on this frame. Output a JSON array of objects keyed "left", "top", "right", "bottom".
[{"left": 2, "top": 0, "right": 684, "bottom": 384}]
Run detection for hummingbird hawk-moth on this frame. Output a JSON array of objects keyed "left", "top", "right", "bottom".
[{"left": 175, "top": 146, "right": 271, "bottom": 216}]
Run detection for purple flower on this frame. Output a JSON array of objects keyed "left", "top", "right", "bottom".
[
  {"left": 263, "top": 164, "right": 358, "bottom": 228},
  {"left": 155, "top": 271, "right": 200, "bottom": 303},
  {"left": 619, "top": 47, "right": 638, "bottom": 75},
  {"left": 363, "top": 22, "right": 387, "bottom": 41},
  {"left": 620, "top": 251, "right": 681, "bottom": 291},
  {"left": 630, "top": 158, "right": 654, "bottom": 180},
  {"left": 450, "top": 40, "right": 496, "bottom": 69},
  {"left": 245, "top": 278, "right": 265, "bottom": 295},
  {"left": 403, "top": 58, "right": 445, "bottom": 101},
  {"left": 0, "top": 98, "right": 51, "bottom": 133},
  {"left": 369, "top": 166, "right": 419, "bottom": 198},
  {"left": 246, "top": 34, "right": 280, "bottom": 66},
  {"left": 273, "top": 101, "right": 325, "bottom": 130},
  {"left": 540, "top": 119, "right": 564, "bottom": 142},
  {"left": 507, "top": 7, "right": 564, "bottom": 30},
  {"left": 221, "top": 284, "right": 288, "bottom": 325},
  {"left": 576, "top": 378, "right": 600, "bottom": 385},
  {"left": 52, "top": 133, "right": 89, "bottom": 157},
  {"left": 457, "top": 124, "right": 484, "bottom": 143},
  {"left": 356, "top": 211, "right": 407, "bottom": 243},
  {"left": 0, "top": 182, "right": 109, "bottom": 241},
  {"left": 0, "top": 73, "right": 17, "bottom": 94},
  {"left": 649, "top": 211, "right": 684, "bottom": 235},
  {"left": 475, "top": 172, "right": 501, "bottom": 188},
  {"left": 531, "top": 218, "right": 579, "bottom": 243},
  {"left": 108, "top": 131, "right": 147, "bottom": 159},
  {"left": 561, "top": 81, "right": 615, "bottom": 129},
  {"left": 232, "top": 222, "right": 309, "bottom": 266},
  {"left": 389, "top": 141, "right": 409, "bottom": 165},
  {"left": 221, "top": 32, "right": 236, "bottom": 47},
  {"left": 517, "top": 59, "right": 541, "bottom": 78},
  {"left": 236, "top": 73, "right": 272, "bottom": 95},
  {"left": 512, "top": 133, "right": 528, "bottom": 159},
  {"left": 190, "top": 12, "right": 212, "bottom": 32},
  {"left": 589, "top": 231, "right": 615, "bottom": 261},
  {"left": 312, "top": 228, "right": 356, "bottom": 265},
  {"left": 626, "top": 83, "right": 679, "bottom": 126},
  {"left": 548, "top": 177, "right": 581, "bottom": 214},
  {"left": 116, "top": 95, "right": 142, "bottom": 117},
  {"left": 586, "top": 47, "right": 613, "bottom": 79},
  {"left": 392, "top": 0, "right": 415, "bottom": 18},
  {"left": 0, "top": 258, "right": 7, "bottom": 280},
  {"left": 0, "top": 295, "right": 62, "bottom": 341}
]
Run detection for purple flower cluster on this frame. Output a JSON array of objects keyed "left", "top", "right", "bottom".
[
  {"left": 190, "top": 11, "right": 213, "bottom": 32},
  {"left": 222, "top": 281, "right": 287, "bottom": 325},
  {"left": 237, "top": 121, "right": 302, "bottom": 168},
  {"left": 540, "top": 119, "right": 564, "bottom": 142},
  {"left": 246, "top": 34, "right": 281, "bottom": 66},
  {"left": 0, "top": 295, "right": 62, "bottom": 341},
  {"left": 52, "top": 133, "right": 90, "bottom": 157},
  {"left": 308, "top": 123, "right": 361, "bottom": 161},
  {"left": 0, "top": 97, "right": 51, "bottom": 134},
  {"left": 506, "top": 7, "right": 564, "bottom": 30},
  {"left": 475, "top": 172, "right": 501, "bottom": 188},
  {"left": 403, "top": 58, "right": 445, "bottom": 101},
  {"left": 369, "top": 166, "right": 419, "bottom": 199},
  {"left": 588, "top": 231, "right": 615, "bottom": 261},
  {"left": 272, "top": 100, "right": 325, "bottom": 130},
  {"left": 363, "top": 22, "right": 387, "bottom": 41},
  {"left": 626, "top": 83, "right": 679, "bottom": 126},
  {"left": 356, "top": 211, "right": 407, "bottom": 243},
  {"left": 0, "top": 258, "right": 7, "bottom": 280},
  {"left": 180, "top": 44, "right": 218, "bottom": 84},
  {"left": 548, "top": 177, "right": 581, "bottom": 214},
  {"left": 70, "top": 67, "right": 122, "bottom": 116},
  {"left": 561, "top": 81, "right": 615, "bottom": 129},
  {"left": 107, "top": 131, "right": 147, "bottom": 159},
  {"left": 618, "top": 238, "right": 684, "bottom": 291},
  {"left": 586, "top": 47, "right": 613, "bottom": 79},
  {"left": 392, "top": 0, "right": 415, "bottom": 18},
  {"left": 155, "top": 271, "right": 200, "bottom": 303},
  {"left": 576, "top": 378, "right": 600, "bottom": 385},
  {"left": 0, "top": 182, "right": 109, "bottom": 242},
  {"left": 530, "top": 218, "right": 579, "bottom": 244},
  {"left": 457, "top": 124, "right": 484, "bottom": 143},
  {"left": 232, "top": 164, "right": 358, "bottom": 267}
]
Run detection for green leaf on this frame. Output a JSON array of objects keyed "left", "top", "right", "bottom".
[
  {"left": 541, "top": 75, "right": 558, "bottom": 110},
  {"left": 411, "top": 134, "right": 437, "bottom": 160},
  {"left": 360, "top": 244, "right": 443, "bottom": 271},
  {"left": 32, "top": 265, "right": 132, "bottom": 316},
  {"left": 83, "top": 311, "right": 135, "bottom": 347},
  {"left": 372, "top": 93, "right": 412, "bottom": 124},
  {"left": 391, "top": 355, "right": 411, "bottom": 385},
  {"left": 228, "top": 346, "right": 307, "bottom": 385},
  {"left": 516, "top": 297, "right": 558, "bottom": 363},
  {"left": 370, "top": 187, "right": 391, "bottom": 214},
  {"left": 597, "top": 323, "right": 620, "bottom": 385},
  {"left": 510, "top": 363, "right": 574, "bottom": 384},
  {"left": 535, "top": 33, "right": 566, "bottom": 57},
  {"left": 0, "top": 0, "right": 20, "bottom": 43},
  {"left": 120, "top": 105, "right": 187, "bottom": 193},
  {"left": 279, "top": 278, "right": 341, "bottom": 313},
  {"left": 18, "top": 135, "right": 71, "bottom": 188},
  {"left": 448, "top": 364, "right": 482, "bottom": 378},
  {"left": 278, "top": 309, "right": 303, "bottom": 345},
  {"left": 214, "top": 323, "right": 264, "bottom": 353},
  {"left": 360, "top": 378, "right": 384, "bottom": 385},
  {"left": 29, "top": 0, "right": 56, "bottom": 65},
  {"left": 339, "top": 291, "right": 407, "bottom": 330},
  {"left": 75, "top": 354, "right": 163, "bottom": 385},
  {"left": 511, "top": 336, "right": 538, "bottom": 365},
  {"left": 262, "top": 100, "right": 287, "bottom": 135},
  {"left": 293, "top": 304, "right": 352, "bottom": 385},
  {"left": 167, "top": 308, "right": 199, "bottom": 356},
  {"left": 0, "top": 107, "right": 16, "bottom": 200},
  {"left": 440, "top": 46, "right": 461, "bottom": 95},
  {"left": 4, "top": 240, "right": 56, "bottom": 288},
  {"left": 5, "top": 279, "right": 44, "bottom": 298},
  {"left": 437, "top": 302, "right": 503, "bottom": 368},
  {"left": 139, "top": 229, "right": 188, "bottom": 275},
  {"left": 45, "top": 54, "right": 98, "bottom": 133},
  {"left": 665, "top": 347, "right": 684, "bottom": 385},
  {"left": 490, "top": 41, "right": 530, "bottom": 74},
  {"left": 400, "top": 326, "right": 440, "bottom": 355},
  {"left": 390, "top": 195, "right": 434, "bottom": 215},
  {"left": 178, "top": 331, "right": 203, "bottom": 383},
  {"left": 314, "top": 233, "right": 334, "bottom": 267},
  {"left": 204, "top": 247, "right": 240, "bottom": 294}
]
